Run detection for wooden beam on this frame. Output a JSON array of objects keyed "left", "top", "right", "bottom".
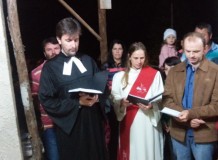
[
  {"left": 6, "top": 0, "right": 42, "bottom": 159},
  {"left": 98, "top": 0, "right": 108, "bottom": 64}
]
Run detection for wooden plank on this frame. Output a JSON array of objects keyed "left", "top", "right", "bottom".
[{"left": 98, "top": 0, "right": 108, "bottom": 64}]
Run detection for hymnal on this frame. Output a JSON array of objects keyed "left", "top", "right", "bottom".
[
  {"left": 68, "top": 71, "right": 108, "bottom": 94},
  {"left": 127, "top": 92, "right": 163, "bottom": 105},
  {"left": 160, "top": 107, "right": 180, "bottom": 117},
  {"left": 68, "top": 88, "right": 102, "bottom": 94}
]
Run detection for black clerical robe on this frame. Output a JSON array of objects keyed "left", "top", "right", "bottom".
[{"left": 39, "top": 52, "right": 107, "bottom": 160}]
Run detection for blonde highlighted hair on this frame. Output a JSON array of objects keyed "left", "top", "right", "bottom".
[{"left": 121, "top": 42, "right": 149, "bottom": 89}]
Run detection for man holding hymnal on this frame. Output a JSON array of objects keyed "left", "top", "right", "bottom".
[{"left": 162, "top": 32, "right": 218, "bottom": 160}]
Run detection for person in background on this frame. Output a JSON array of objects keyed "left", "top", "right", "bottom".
[
  {"left": 194, "top": 23, "right": 218, "bottom": 160},
  {"left": 39, "top": 17, "right": 107, "bottom": 160},
  {"left": 102, "top": 39, "right": 127, "bottom": 90},
  {"left": 161, "top": 56, "right": 181, "bottom": 160},
  {"left": 101, "top": 39, "right": 127, "bottom": 160},
  {"left": 177, "top": 40, "right": 184, "bottom": 59},
  {"left": 159, "top": 28, "right": 178, "bottom": 68},
  {"left": 163, "top": 56, "right": 181, "bottom": 76},
  {"left": 181, "top": 22, "right": 218, "bottom": 64},
  {"left": 31, "top": 37, "right": 61, "bottom": 160},
  {"left": 163, "top": 32, "right": 218, "bottom": 160},
  {"left": 111, "top": 42, "right": 164, "bottom": 160}
]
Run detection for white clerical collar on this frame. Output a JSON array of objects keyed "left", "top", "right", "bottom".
[{"left": 63, "top": 56, "right": 87, "bottom": 75}]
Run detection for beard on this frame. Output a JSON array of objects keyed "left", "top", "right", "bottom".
[{"left": 62, "top": 48, "right": 77, "bottom": 56}]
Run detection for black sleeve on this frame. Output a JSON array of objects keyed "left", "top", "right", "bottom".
[{"left": 39, "top": 64, "right": 80, "bottom": 134}]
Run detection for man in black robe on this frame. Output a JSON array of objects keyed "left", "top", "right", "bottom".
[{"left": 39, "top": 17, "right": 107, "bottom": 160}]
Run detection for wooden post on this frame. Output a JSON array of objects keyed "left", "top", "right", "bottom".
[
  {"left": 98, "top": 0, "right": 108, "bottom": 64},
  {"left": 6, "top": 0, "right": 42, "bottom": 159}
]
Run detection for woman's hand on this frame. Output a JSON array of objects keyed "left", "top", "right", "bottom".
[
  {"left": 137, "top": 103, "right": 153, "bottom": 111},
  {"left": 120, "top": 99, "right": 132, "bottom": 108}
]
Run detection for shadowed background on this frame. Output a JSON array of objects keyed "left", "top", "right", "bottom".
[{"left": 12, "top": 0, "right": 218, "bottom": 69}]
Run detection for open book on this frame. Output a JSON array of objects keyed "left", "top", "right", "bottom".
[
  {"left": 160, "top": 107, "right": 181, "bottom": 117},
  {"left": 68, "top": 88, "right": 102, "bottom": 94},
  {"left": 68, "top": 71, "right": 108, "bottom": 95},
  {"left": 127, "top": 92, "right": 163, "bottom": 105}
]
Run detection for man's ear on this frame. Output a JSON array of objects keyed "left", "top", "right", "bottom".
[
  {"left": 209, "top": 33, "right": 212, "bottom": 40},
  {"left": 204, "top": 45, "right": 208, "bottom": 54},
  {"left": 56, "top": 37, "right": 61, "bottom": 45},
  {"left": 43, "top": 52, "right": 47, "bottom": 58}
]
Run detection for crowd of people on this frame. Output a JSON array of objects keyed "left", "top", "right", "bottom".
[{"left": 29, "top": 17, "right": 218, "bottom": 160}]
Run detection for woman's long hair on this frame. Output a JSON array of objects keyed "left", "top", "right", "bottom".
[
  {"left": 106, "top": 39, "right": 127, "bottom": 67},
  {"left": 121, "top": 42, "right": 149, "bottom": 89}
]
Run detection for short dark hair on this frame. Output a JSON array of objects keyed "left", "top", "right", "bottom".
[
  {"left": 163, "top": 56, "right": 181, "bottom": 67},
  {"left": 42, "top": 37, "right": 59, "bottom": 52},
  {"left": 195, "top": 22, "right": 212, "bottom": 35},
  {"left": 56, "top": 17, "right": 81, "bottom": 38}
]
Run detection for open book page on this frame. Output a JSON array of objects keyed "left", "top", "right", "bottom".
[
  {"left": 127, "top": 92, "right": 163, "bottom": 105},
  {"left": 67, "top": 71, "right": 108, "bottom": 94},
  {"left": 127, "top": 94, "right": 149, "bottom": 105},
  {"left": 68, "top": 88, "right": 102, "bottom": 94},
  {"left": 160, "top": 107, "right": 181, "bottom": 117}
]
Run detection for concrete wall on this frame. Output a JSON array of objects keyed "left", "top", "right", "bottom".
[{"left": 0, "top": 1, "right": 23, "bottom": 159}]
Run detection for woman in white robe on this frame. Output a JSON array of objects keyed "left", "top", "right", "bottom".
[{"left": 111, "top": 42, "right": 164, "bottom": 160}]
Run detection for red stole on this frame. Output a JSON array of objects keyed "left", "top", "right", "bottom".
[{"left": 118, "top": 67, "right": 157, "bottom": 160}]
